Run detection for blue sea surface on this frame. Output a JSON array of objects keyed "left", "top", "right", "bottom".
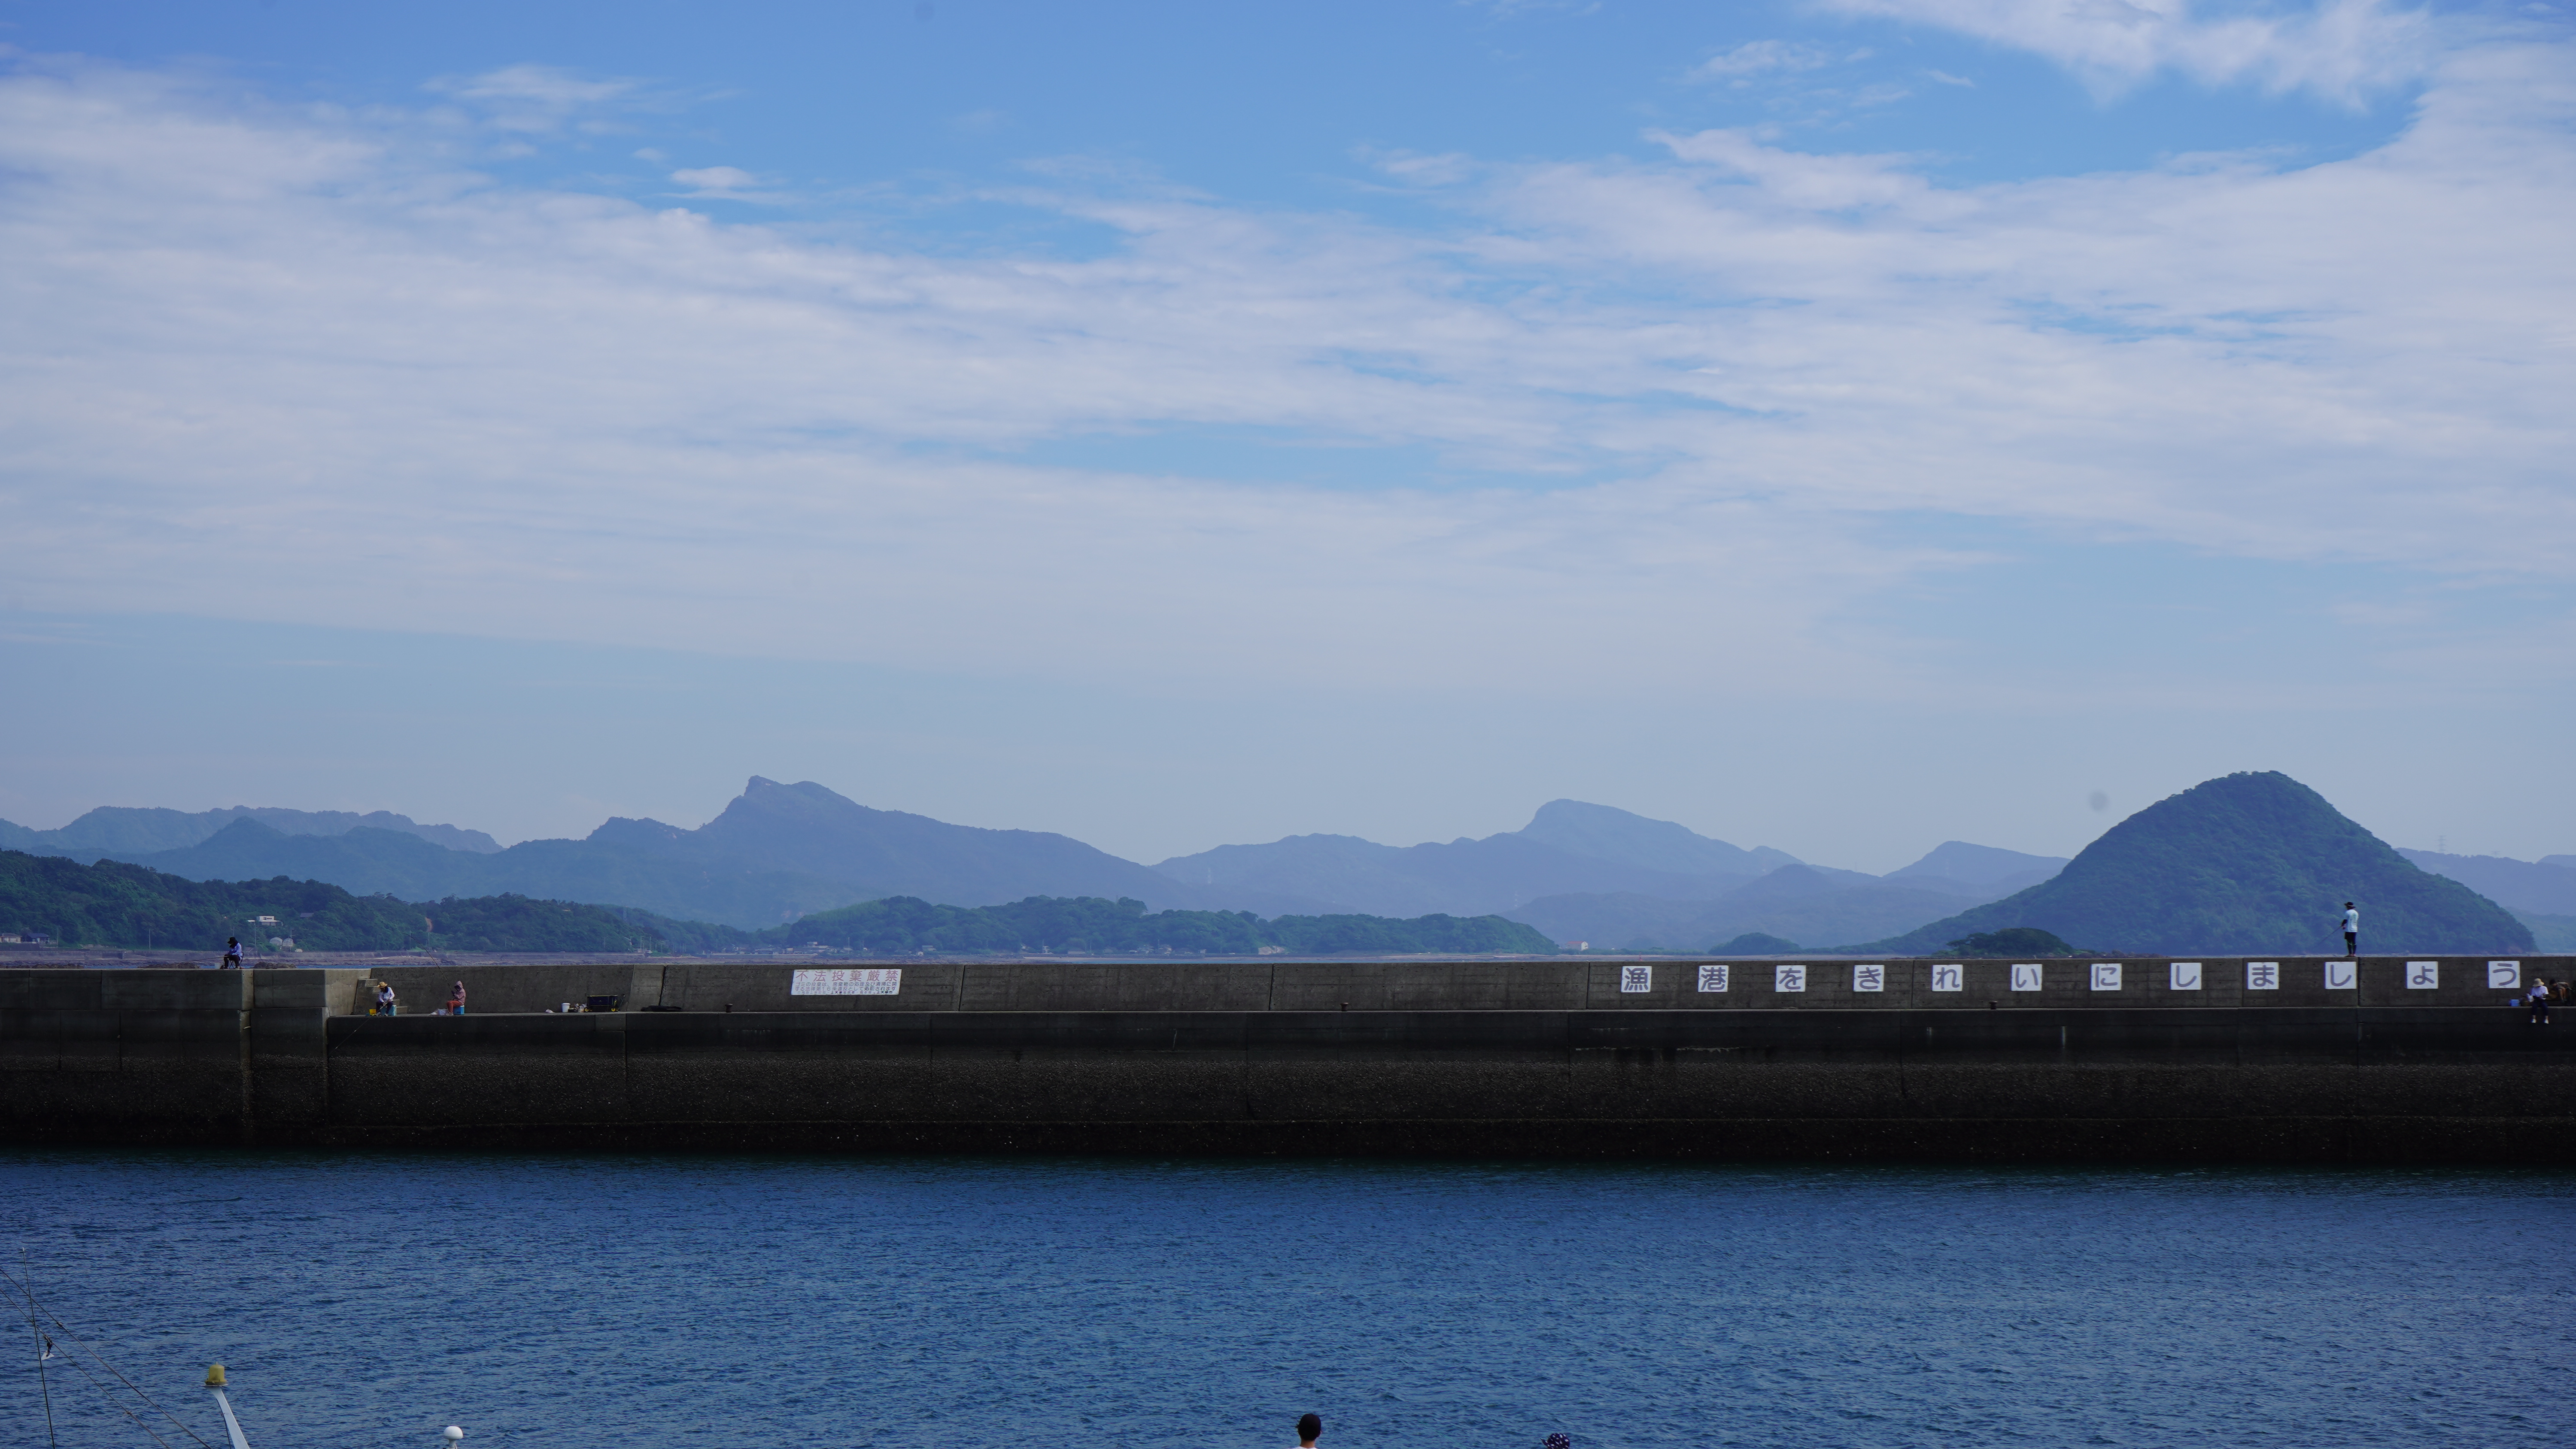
[{"left": 0, "top": 1152, "right": 2569, "bottom": 1448}]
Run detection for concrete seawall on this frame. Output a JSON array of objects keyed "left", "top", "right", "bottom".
[{"left": 5, "top": 959, "right": 2573, "bottom": 1161}]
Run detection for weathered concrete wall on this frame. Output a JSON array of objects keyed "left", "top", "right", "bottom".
[
  {"left": 346, "top": 954, "right": 2576, "bottom": 1016},
  {"left": 5, "top": 963, "right": 2573, "bottom": 1161}
]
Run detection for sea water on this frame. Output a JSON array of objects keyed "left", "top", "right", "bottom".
[{"left": 0, "top": 1151, "right": 2569, "bottom": 1448}]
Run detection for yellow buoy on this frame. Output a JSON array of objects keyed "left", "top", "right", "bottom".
[{"left": 204, "top": 1364, "right": 227, "bottom": 1387}]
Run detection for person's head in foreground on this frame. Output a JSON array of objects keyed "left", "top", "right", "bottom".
[{"left": 1296, "top": 1413, "right": 1321, "bottom": 1446}]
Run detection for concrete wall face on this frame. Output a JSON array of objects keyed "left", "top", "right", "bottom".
[
  {"left": 336, "top": 956, "right": 2571, "bottom": 1016},
  {"left": 3, "top": 962, "right": 2572, "bottom": 1158}
]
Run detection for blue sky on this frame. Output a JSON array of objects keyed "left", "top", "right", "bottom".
[{"left": 1, "top": 0, "right": 2570, "bottom": 870}]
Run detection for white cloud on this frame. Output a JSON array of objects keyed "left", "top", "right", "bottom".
[
  {"left": 1815, "top": 0, "right": 2448, "bottom": 103},
  {"left": 424, "top": 63, "right": 645, "bottom": 133},
  {"left": 0, "top": 45, "right": 2569, "bottom": 704},
  {"left": 1692, "top": 40, "right": 1841, "bottom": 82},
  {"left": 668, "top": 164, "right": 782, "bottom": 201}
]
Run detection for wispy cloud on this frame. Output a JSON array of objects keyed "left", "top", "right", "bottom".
[
  {"left": 668, "top": 164, "right": 787, "bottom": 202},
  {"left": 1692, "top": 39, "right": 1844, "bottom": 82},
  {"left": 0, "top": 42, "right": 2567, "bottom": 703},
  {"left": 1815, "top": 0, "right": 2450, "bottom": 103},
  {"left": 424, "top": 63, "right": 648, "bottom": 133}
]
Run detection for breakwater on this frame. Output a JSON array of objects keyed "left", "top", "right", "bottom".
[{"left": 4, "top": 958, "right": 2571, "bottom": 1161}]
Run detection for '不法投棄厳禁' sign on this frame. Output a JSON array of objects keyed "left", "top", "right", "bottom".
[{"left": 791, "top": 968, "right": 902, "bottom": 996}]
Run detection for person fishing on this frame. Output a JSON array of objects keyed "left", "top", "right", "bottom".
[
  {"left": 221, "top": 937, "right": 243, "bottom": 969},
  {"left": 447, "top": 980, "right": 467, "bottom": 1016},
  {"left": 376, "top": 980, "right": 398, "bottom": 1016},
  {"left": 2338, "top": 901, "right": 2359, "bottom": 957}
]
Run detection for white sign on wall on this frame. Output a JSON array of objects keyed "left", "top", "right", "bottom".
[
  {"left": 1775, "top": 964, "right": 1807, "bottom": 993},
  {"left": 2488, "top": 961, "right": 2521, "bottom": 990},
  {"left": 2406, "top": 961, "right": 2439, "bottom": 990},
  {"left": 2324, "top": 961, "right": 2356, "bottom": 991},
  {"left": 1852, "top": 964, "right": 1885, "bottom": 993},
  {"left": 1929, "top": 963, "right": 1963, "bottom": 992},
  {"left": 2090, "top": 963, "right": 2122, "bottom": 991},
  {"left": 2169, "top": 962, "right": 2202, "bottom": 991},
  {"left": 2010, "top": 963, "right": 2043, "bottom": 992},
  {"left": 791, "top": 968, "right": 903, "bottom": 996},
  {"left": 2246, "top": 961, "right": 2280, "bottom": 991},
  {"left": 1620, "top": 964, "right": 1654, "bottom": 994},
  {"left": 1697, "top": 964, "right": 1729, "bottom": 993}
]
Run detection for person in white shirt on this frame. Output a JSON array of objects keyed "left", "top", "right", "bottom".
[
  {"left": 2529, "top": 982, "right": 2552, "bottom": 1026},
  {"left": 2339, "top": 902, "right": 2359, "bottom": 957}
]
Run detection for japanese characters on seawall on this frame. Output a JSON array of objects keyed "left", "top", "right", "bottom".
[
  {"left": 1659, "top": 958, "right": 2534, "bottom": 995},
  {"left": 789, "top": 968, "right": 903, "bottom": 996}
]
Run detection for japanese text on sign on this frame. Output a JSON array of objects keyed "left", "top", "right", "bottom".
[
  {"left": 2090, "top": 963, "right": 2122, "bottom": 991},
  {"left": 1697, "top": 964, "right": 1729, "bottom": 993},
  {"left": 2324, "top": 960, "right": 2356, "bottom": 990},
  {"left": 2246, "top": 961, "right": 2279, "bottom": 990},
  {"left": 1620, "top": 964, "right": 1654, "bottom": 994},
  {"left": 1775, "top": 964, "right": 1807, "bottom": 993},
  {"left": 2407, "top": 961, "right": 2439, "bottom": 990},
  {"left": 2487, "top": 961, "right": 2520, "bottom": 990},
  {"left": 1929, "top": 964, "right": 1963, "bottom": 992},
  {"left": 2010, "top": 963, "right": 2043, "bottom": 992},
  {"left": 2169, "top": 962, "right": 2201, "bottom": 991},
  {"left": 1853, "top": 964, "right": 1885, "bottom": 993},
  {"left": 790, "top": 968, "right": 903, "bottom": 996}
]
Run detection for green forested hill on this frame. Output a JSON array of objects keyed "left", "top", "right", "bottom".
[
  {"left": 0, "top": 850, "right": 1550, "bottom": 956},
  {"left": 1855, "top": 772, "right": 2533, "bottom": 955},
  {"left": 0, "top": 849, "right": 684, "bottom": 952},
  {"left": 0, "top": 850, "right": 430, "bottom": 951},
  {"left": 761, "top": 894, "right": 1556, "bottom": 955}
]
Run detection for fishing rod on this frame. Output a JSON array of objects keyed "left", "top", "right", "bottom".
[
  {"left": 0, "top": 1262, "right": 211, "bottom": 1449},
  {"left": 16, "top": 1247, "right": 54, "bottom": 1449}
]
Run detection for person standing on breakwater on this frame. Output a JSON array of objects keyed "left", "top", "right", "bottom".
[
  {"left": 447, "top": 980, "right": 467, "bottom": 1016},
  {"left": 1294, "top": 1413, "right": 1322, "bottom": 1449},
  {"left": 2339, "top": 902, "right": 2359, "bottom": 956}
]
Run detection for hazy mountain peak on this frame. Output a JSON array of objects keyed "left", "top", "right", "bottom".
[
  {"left": 586, "top": 816, "right": 688, "bottom": 852},
  {"left": 2, "top": 803, "right": 502, "bottom": 855},
  {"left": 1515, "top": 799, "right": 1791, "bottom": 877},
  {"left": 1887, "top": 841, "right": 2069, "bottom": 886}
]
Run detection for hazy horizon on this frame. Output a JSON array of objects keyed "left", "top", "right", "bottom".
[{"left": 3, "top": 1, "right": 2569, "bottom": 871}]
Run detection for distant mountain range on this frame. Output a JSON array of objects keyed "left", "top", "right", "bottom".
[
  {"left": 0, "top": 782, "right": 2064, "bottom": 940},
  {"left": 11, "top": 778, "right": 1236, "bottom": 929},
  {"left": 1858, "top": 772, "right": 2533, "bottom": 955},
  {"left": 0, "top": 805, "right": 499, "bottom": 856},
  {"left": 1150, "top": 798, "right": 2070, "bottom": 948},
  {"left": 1, "top": 774, "right": 2556, "bottom": 952}
]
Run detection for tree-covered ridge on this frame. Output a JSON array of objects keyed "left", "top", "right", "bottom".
[
  {"left": 759, "top": 894, "right": 1556, "bottom": 955},
  {"left": 0, "top": 849, "right": 431, "bottom": 950},
  {"left": 0, "top": 849, "right": 683, "bottom": 952},
  {"left": 0, "top": 850, "right": 1553, "bottom": 956},
  {"left": 1854, "top": 772, "right": 2533, "bottom": 956}
]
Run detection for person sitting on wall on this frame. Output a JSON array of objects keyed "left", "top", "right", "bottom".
[
  {"left": 447, "top": 980, "right": 467, "bottom": 1016},
  {"left": 375, "top": 981, "right": 397, "bottom": 1017},
  {"left": 2527, "top": 982, "right": 2552, "bottom": 1026},
  {"left": 221, "top": 937, "right": 243, "bottom": 969}
]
